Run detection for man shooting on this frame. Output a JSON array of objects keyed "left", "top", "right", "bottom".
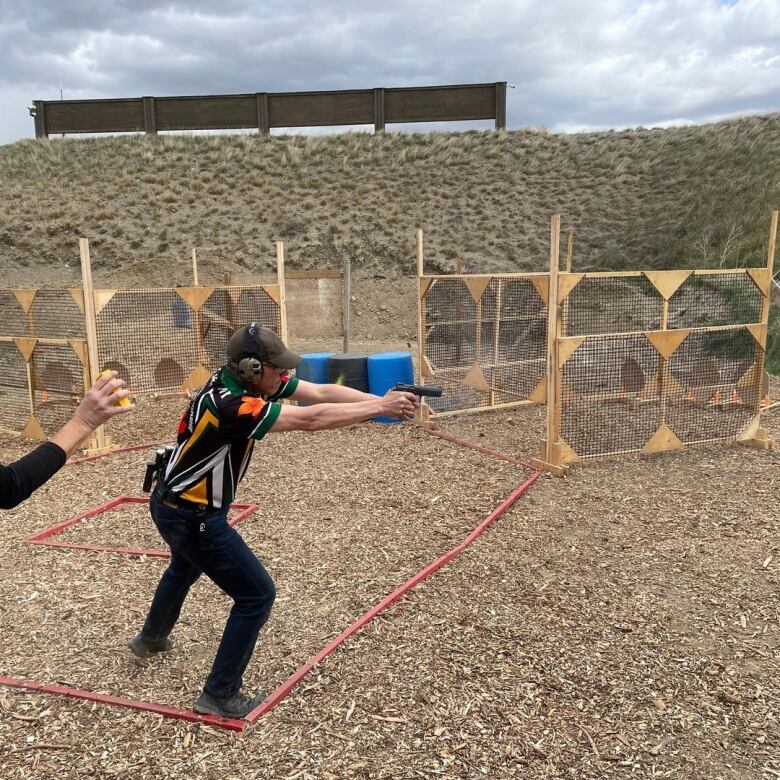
[{"left": 130, "top": 323, "right": 418, "bottom": 719}]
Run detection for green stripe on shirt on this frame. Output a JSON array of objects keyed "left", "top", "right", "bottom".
[{"left": 251, "top": 402, "right": 282, "bottom": 440}]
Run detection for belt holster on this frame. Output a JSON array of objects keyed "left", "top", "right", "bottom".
[{"left": 143, "top": 445, "right": 175, "bottom": 493}]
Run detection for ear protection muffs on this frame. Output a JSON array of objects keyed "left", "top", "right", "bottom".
[
  {"left": 237, "top": 356, "right": 263, "bottom": 383},
  {"left": 237, "top": 322, "right": 265, "bottom": 384}
]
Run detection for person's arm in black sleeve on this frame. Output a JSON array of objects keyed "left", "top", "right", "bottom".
[
  {"left": 0, "top": 442, "right": 67, "bottom": 509},
  {"left": 0, "top": 371, "right": 135, "bottom": 511}
]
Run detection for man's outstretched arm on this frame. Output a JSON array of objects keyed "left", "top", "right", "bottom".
[
  {"left": 291, "top": 379, "right": 380, "bottom": 405},
  {"left": 269, "top": 389, "right": 417, "bottom": 433}
]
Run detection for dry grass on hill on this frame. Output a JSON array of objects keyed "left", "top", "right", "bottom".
[{"left": 0, "top": 114, "right": 778, "bottom": 291}]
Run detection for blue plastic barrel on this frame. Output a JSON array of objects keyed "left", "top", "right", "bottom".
[
  {"left": 367, "top": 351, "right": 415, "bottom": 423},
  {"left": 295, "top": 353, "right": 334, "bottom": 384},
  {"left": 295, "top": 353, "right": 334, "bottom": 406}
]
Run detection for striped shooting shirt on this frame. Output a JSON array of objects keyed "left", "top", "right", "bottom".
[{"left": 163, "top": 367, "right": 299, "bottom": 508}]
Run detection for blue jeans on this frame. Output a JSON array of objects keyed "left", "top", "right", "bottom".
[{"left": 141, "top": 492, "right": 276, "bottom": 698}]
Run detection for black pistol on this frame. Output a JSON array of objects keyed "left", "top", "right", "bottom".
[{"left": 393, "top": 382, "right": 443, "bottom": 398}]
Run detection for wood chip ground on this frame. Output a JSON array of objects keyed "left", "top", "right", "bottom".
[{"left": 0, "top": 378, "right": 778, "bottom": 778}]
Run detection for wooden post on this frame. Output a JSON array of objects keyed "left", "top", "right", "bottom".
[
  {"left": 416, "top": 229, "right": 427, "bottom": 415},
  {"left": 342, "top": 257, "right": 351, "bottom": 353},
  {"left": 416, "top": 229, "right": 425, "bottom": 382},
  {"left": 189, "top": 247, "right": 208, "bottom": 369},
  {"left": 494, "top": 82, "right": 507, "bottom": 130},
  {"left": 489, "top": 281, "right": 502, "bottom": 407},
  {"left": 373, "top": 88, "right": 386, "bottom": 133},
  {"left": 455, "top": 259, "right": 464, "bottom": 364},
  {"left": 276, "top": 241, "right": 289, "bottom": 343},
  {"left": 736, "top": 212, "right": 778, "bottom": 452},
  {"left": 142, "top": 96, "right": 157, "bottom": 135},
  {"left": 79, "top": 238, "right": 107, "bottom": 451},
  {"left": 561, "top": 229, "right": 573, "bottom": 337},
  {"left": 760, "top": 210, "right": 778, "bottom": 328},
  {"left": 223, "top": 271, "right": 234, "bottom": 328},
  {"left": 657, "top": 296, "right": 671, "bottom": 424},
  {"left": 755, "top": 210, "right": 778, "bottom": 411},
  {"left": 23, "top": 295, "right": 36, "bottom": 417},
  {"left": 256, "top": 93, "right": 270, "bottom": 135},
  {"left": 191, "top": 248, "right": 200, "bottom": 286},
  {"left": 544, "top": 215, "right": 562, "bottom": 464}
]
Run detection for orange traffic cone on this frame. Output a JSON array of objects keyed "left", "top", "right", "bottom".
[
  {"left": 763, "top": 395, "right": 771, "bottom": 409},
  {"left": 685, "top": 388, "right": 694, "bottom": 401},
  {"left": 709, "top": 390, "right": 721, "bottom": 405},
  {"left": 729, "top": 388, "right": 739, "bottom": 405}
]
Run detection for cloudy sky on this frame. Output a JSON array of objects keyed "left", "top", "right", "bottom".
[{"left": 0, "top": 0, "right": 778, "bottom": 145}]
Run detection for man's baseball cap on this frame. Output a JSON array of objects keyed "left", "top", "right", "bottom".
[{"left": 227, "top": 323, "right": 301, "bottom": 370}]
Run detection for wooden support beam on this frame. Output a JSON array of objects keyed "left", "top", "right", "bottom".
[
  {"left": 544, "top": 214, "right": 562, "bottom": 464},
  {"left": 191, "top": 248, "right": 199, "bottom": 286},
  {"left": 416, "top": 229, "right": 425, "bottom": 392},
  {"left": 276, "top": 241, "right": 288, "bottom": 342},
  {"left": 79, "top": 238, "right": 106, "bottom": 451},
  {"left": 342, "top": 257, "right": 351, "bottom": 354},
  {"left": 286, "top": 269, "right": 343, "bottom": 279}
]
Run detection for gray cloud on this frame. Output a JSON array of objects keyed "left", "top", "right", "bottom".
[{"left": 0, "top": 0, "right": 778, "bottom": 143}]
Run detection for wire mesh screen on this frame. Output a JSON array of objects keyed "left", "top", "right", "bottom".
[
  {"left": 665, "top": 328, "right": 759, "bottom": 444},
  {"left": 224, "top": 286, "right": 282, "bottom": 333},
  {"left": 29, "top": 290, "right": 86, "bottom": 339},
  {"left": 556, "top": 269, "right": 768, "bottom": 462},
  {"left": 565, "top": 275, "right": 662, "bottom": 336},
  {"left": 422, "top": 276, "right": 547, "bottom": 414},
  {"left": 201, "top": 286, "right": 282, "bottom": 369},
  {"left": 95, "top": 286, "right": 282, "bottom": 396},
  {"left": 30, "top": 342, "right": 85, "bottom": 436},
  {"left": 0, "top": 341, "right": 31, "bottom": 433},
  {"left": 0, "top": 291, "right": 28, "bottom": 337},
  {"left": 96, "top": 289, "right": 200, "bottom": 395},
  {"left": 668, "top": 273, "right": 762, "bottom": 329},
  {"left": 485, "top": 278, "right": 548, "bottom": 404},
  {"left": 561, "top": 335, "right": 662, "bottom": 457}
]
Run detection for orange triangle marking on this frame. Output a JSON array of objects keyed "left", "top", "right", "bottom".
[
  {"left": 645, "top": 329, "right": 689, "bottom": 359},
  {"left": 641, "top": 424, "right": 684, "bottom": 454},
  {"left": 464, "top": 276, "right": 491, "bottom": 303},
  {"left": 643, "top": 270, "right": 691, "bottom": 301},
  {"left": 463, "top": 363, "right": 490, "bottom": 392}
]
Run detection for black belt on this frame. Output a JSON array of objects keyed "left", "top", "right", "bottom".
[{"left": 154, "top": 482, "right": 205, "bottom": 513}]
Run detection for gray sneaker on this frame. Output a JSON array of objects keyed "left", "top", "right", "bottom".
[
  {"left": 128, "top": 633, "right": 173, "bottom": 658},
  {"left": 193, "top": 690, "right": 266, "bottom": 719}
]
